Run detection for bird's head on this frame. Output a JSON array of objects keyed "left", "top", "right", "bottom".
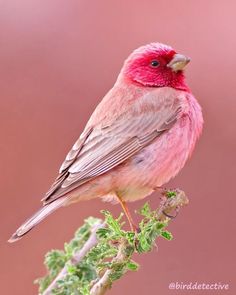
[{"left": 122, "top": 42, "right": 190, "bottom": 91}]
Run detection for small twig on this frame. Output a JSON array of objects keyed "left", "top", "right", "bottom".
[{"left": 42, "top": 221, "right": 105, "bottom": 295}]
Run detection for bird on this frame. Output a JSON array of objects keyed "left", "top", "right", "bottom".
[{"left": 9, "top": 42, "right": 203, "bottom": 243}]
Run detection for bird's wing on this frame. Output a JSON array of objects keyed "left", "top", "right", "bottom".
[{"left": 43, "top": 93, "right": 181, "bottom": 204}]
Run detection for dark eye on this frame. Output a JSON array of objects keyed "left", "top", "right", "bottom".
[{"left": 150, "top": 60, "right": 160, "bottom": 68}]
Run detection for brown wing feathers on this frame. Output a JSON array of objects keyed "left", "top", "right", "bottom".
[
  {"left": 42, "top": 127, "right": 93, "bottom": 203},
  {"left": 42, "top": 105, "right": 180, "bottom": 205}
]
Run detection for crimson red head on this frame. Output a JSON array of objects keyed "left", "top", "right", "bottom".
[{"left": 122, "top": 42, "right": 190, "bottom": 91}]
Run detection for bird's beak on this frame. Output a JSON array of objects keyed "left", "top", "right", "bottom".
[{"left": 167, "top": 53, "right": 190, "bottom": 72}]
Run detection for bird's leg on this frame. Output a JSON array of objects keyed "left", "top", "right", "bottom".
[
  {"left": 116, "top": 194, "right": 137, "bottom": 232},
  {"left": 153, "top": 186, "right": 167, "bottom": 194}
]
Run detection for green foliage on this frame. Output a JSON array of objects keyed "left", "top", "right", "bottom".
[
  {"left": 36, "top": 203, "right": 173, "bottom": 294},
  {"left": 165, "top": 190, "right": 177, "bottom": 198},
  {"left": 161, "top": 230, "right": 173, "bottom": 240}
]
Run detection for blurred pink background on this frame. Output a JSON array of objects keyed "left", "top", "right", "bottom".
[{"left": 1, "top": 0, "right": 235, "bottom": 294}]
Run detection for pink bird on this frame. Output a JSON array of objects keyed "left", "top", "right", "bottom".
[{"left": 9, "top": 42, "right": 203, "bottom": 242}]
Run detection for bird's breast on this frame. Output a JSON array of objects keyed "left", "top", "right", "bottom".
[{"left": 114, "top": 92, "right": 203, "bottom": 201}]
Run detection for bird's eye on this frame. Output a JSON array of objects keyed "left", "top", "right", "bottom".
[{"left": 150, "top": 60, "right": 160, "bottom": 68}]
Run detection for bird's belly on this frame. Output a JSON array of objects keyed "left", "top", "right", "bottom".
[{"left": 114, "top": 118, "right": 194, "bottom": 202}]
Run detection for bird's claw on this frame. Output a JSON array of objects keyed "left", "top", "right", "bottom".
[{"left": 162, "top": 205, "right": 180, "bottom": 219}]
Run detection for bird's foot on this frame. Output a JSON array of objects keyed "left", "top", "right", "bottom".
[
  {"left": 162, "top": 206, "right": 180, "bottom": 219},
  {"left": 162, "top": 188, "right": 187, "bottom": 219}
]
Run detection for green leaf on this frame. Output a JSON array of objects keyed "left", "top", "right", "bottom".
[
  {"left": 109, "top": 262, "right": 126, "bottom": 282},
  {"left": 96, "top": 227, "right": 111, "bottom": 239},
  {"left": 80, "top": 284, "right": 90, "bottom": 295},
  {"left": 125, "top": 231, "right": 135, "bottom": 244},
  {"left": 44, "top": 250, "right": 66, "bottom": 277},
  {"left": 161, "top": 230, "right": 173, "bottom": 240},
  {"left": 101, "top": 210, "right": 124, "bottom": 236},
  {"left": 156, "top": 221, "right": 167, "bottom": 229},
  {"left": 126, "top": 261, "right": 139, "bottom": 271},
  {"left": 138, "top": 202, "right": 151, "bottom": 217},
  {"left": 166, "top": 190, "right": 177, "bottom": 198},
  {"left": 137, "top": 235, "right": 152, "bottom": 253}
]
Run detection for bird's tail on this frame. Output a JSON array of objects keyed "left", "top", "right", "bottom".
[{"left": 8, "top": 197, "right": 67, "bottom": 243}]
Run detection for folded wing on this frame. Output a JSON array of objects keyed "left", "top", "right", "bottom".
[{"left": 43, "top": 93, "right": 181, "bottom": 204}]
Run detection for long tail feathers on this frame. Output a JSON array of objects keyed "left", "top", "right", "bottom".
[{"left": 8, "top": 197, "right": 67, "bottom": 243}]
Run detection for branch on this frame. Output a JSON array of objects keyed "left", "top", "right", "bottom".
[
  {"left": 90, "top": 189, "right": 188, "bottom": 295},
  {"left": 42, "top": 221, "right": 105, "bottom": 295},
  {"left": 90, "top": 238, "right": 130, "bottom": 295},
  {"left": 39, "top": 189, "right": 189, "bottom": 295}
]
